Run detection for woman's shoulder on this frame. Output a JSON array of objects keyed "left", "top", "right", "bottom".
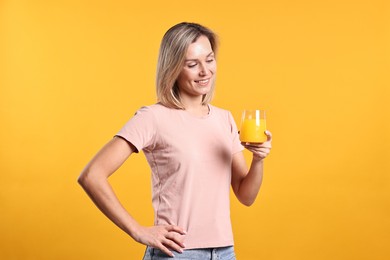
[
  {"left": 136, "top": 103, "right": 166, "bottom": 112},
  {"left": 144, "top": 102, "right": 177, "bottom": 113},
  {"left": 135, "top": 103, "right": 180, "bottom": 118}
]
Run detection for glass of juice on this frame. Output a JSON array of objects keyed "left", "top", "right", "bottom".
[{"left": 240, "top": 110, "right": 267, "bottom": 143}]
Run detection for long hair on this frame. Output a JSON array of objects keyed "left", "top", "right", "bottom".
[{"left": 156, "top": 22, "right": 219, "bottom": 109}]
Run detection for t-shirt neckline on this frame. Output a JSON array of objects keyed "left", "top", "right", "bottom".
[{"left": 182, "top": 104, "right": 212, "bottom": 119}]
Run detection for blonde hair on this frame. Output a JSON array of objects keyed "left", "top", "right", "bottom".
[{"left": 156, "top": 22, "right": 219, "bottom": 109}]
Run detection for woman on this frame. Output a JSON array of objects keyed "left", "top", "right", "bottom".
[{"left": 78, "top": 22, "right": 272, "bottom": 259}]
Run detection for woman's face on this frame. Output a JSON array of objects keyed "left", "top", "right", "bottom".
[{"left": 176, "top": 35, "right": 216, "bottom": 99}]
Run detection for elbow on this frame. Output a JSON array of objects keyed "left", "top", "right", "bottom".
[
  {"left": 237, "top": 192, "right": 257, "bottom": 206},
  {"left": 236, "top": 193, "right": 256, "bottom": 206},
  {"left": 77, "top": 174, "right": 85, "bottom": 186},
  {"left": 240, "top": 198, "right": 255, "bottom": 207},
  {"left": 77, "top": 166, "right": 107, "bottom": 190},
  {"left": 234, "top": 188, "right": 257, "bottom": 207},
  {"left": 77, "top": 168, "right": 91, "bottom": 188}
]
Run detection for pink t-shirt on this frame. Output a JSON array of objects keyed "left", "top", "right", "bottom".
[{"left": 116, "top": 103, "right": 243, "bottom": 249}]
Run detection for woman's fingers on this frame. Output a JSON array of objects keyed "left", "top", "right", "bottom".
[
  {"left": 241, "top": 131, "right": 272, "bottom": 159},
  {"left": 241, "top": 143, "right": 271, "bottom": 150},
  {"left": 135, "top": 225, "right": 186, "bottom": 257},
  {"left": 166, "top": 224, "right": 187, "bottom": 235},
  {"left": 163, "top": 236, "right": 184, "bottom": 254},
  {"left": 161, "top": 225, "right": 186, "bottom": 254},
  {"left": 160, "top": 225, "right": 186, "bottom": 252},
  {"left": 157, "top": 242, "right": 175, "bottom": 257},
  {"left": 265, "top": 130, "right": 272, "bottom": 142},
  {"left": 165, "top": 230, "right": 186, "bottom": 248}
]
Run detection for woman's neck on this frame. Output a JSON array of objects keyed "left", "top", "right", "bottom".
[{"left": 181, "top": 96, "right": 209, "bottom": 116}]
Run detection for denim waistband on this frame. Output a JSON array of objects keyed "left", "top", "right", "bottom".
[{"left": 142, "top": 245, "right": 236, "bottom": 260}]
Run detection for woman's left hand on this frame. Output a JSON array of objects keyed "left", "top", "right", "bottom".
[{"left": 241, "top": 130, "right": 272, "bottom": 161}]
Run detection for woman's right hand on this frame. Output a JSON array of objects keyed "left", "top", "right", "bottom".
[{"left": 133, "top": 224, "right": 187, "bottom": 257}]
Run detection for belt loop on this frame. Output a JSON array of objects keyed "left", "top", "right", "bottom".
[{"left": 211, "top": 248, "right": 217, "bottom": 260}]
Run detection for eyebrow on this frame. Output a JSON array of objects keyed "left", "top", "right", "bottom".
[{"left": 185, "top": 52, "right": 215, "bottom": 62}]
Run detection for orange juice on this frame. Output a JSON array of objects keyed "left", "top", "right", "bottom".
[{"left": 240, "top": 118, "right": 267, "bottom": 143}]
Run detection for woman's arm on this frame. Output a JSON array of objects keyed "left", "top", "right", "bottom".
[
  {"left": 231, "top": 131, "right": 272, "bottom": 206},
  {"left": 77, "top": 136, "right": 186, "bottom": 257}
]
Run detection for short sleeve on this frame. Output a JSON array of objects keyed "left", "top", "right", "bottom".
[
  {"left": 228, "top": 111, "right": 244, "bottom": 154},
  {"left": 115, "top": 106, "right": 157, "bottom": 153}
]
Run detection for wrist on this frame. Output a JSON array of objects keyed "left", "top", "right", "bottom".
[
  {"left": 122, "top": 218, "right": 142, "bottom": 240},
  {"left": 252, "top": 155, "right": 264, "bottom": 163}
]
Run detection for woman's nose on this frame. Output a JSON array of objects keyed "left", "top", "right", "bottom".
[{"left": 199, "top": 63, "right": 210, "bottom": 76}]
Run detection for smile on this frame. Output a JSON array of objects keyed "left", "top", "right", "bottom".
[{"left": 195, "top": 79, "right": 210, "bottom": 86}]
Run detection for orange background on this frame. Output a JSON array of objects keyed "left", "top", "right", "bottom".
[{"left": 1, "top": 0, "right": 389, "bottom": 259}]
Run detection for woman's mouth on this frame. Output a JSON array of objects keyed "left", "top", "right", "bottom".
[{"left": 195, "top": 79, "right": 210, "bottom": 86}]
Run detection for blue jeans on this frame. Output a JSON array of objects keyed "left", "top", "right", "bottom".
[{"left": 142, "top": 246, "right": 236, "bottom": 260}]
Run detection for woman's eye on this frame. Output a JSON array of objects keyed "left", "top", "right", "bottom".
[
  {"left": 188, "top": 63, "right": 197, "bottom": 68},
  {"left": 207, "top": 59, "right": 214, "bottom": 63}
]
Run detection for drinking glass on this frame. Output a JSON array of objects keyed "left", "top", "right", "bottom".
[{"left": 239, "top": 110, "right": 267, "bottom": 143}]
